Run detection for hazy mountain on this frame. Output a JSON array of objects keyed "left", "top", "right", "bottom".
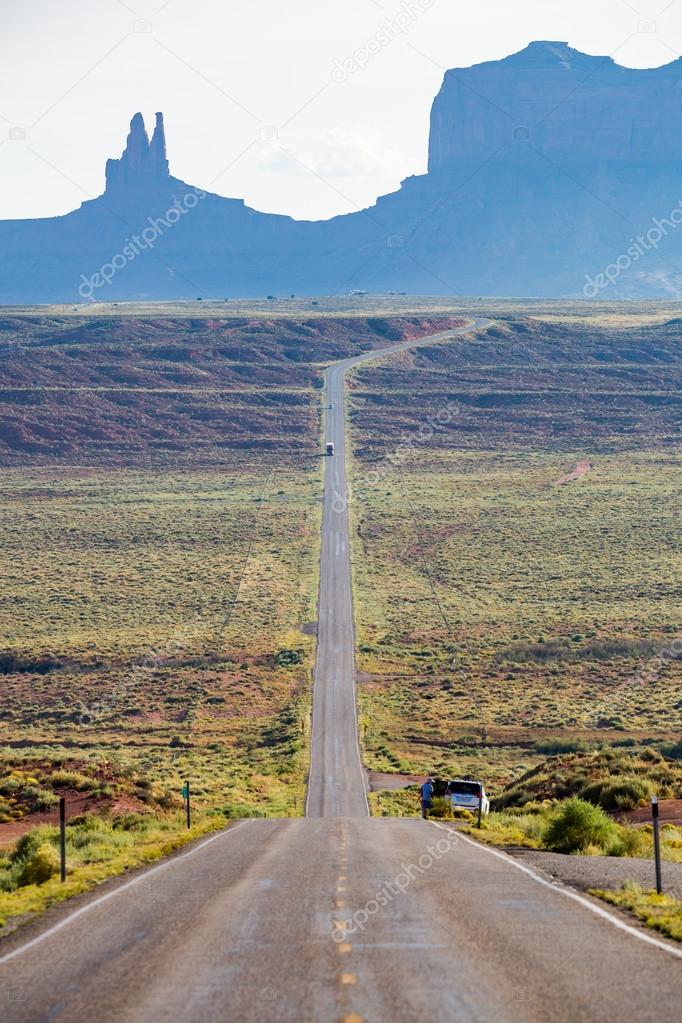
[{"left": 3, "top": 41, "right": 682, "bottom": 302}]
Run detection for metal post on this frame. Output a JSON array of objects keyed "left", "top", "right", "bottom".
[
  {"left": 59, "top": 797, "right": 66, "bottom": 882},
  {"left": 477, "top": 797, "right": 483, "bottom": 830},
  {"left": 186, "top": 781, "right": 191, "bottom": 830},
  {"left": 652, "top": 796, "right": 662, "bottom": 895}
]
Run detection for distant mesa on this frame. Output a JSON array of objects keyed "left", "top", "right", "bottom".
[{"left": 4, "top": 41, "right": 682, "bottom": 301}]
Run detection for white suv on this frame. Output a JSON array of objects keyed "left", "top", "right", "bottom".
[{"left": 447, "top": 779, "right": 489, "bottom": 816}]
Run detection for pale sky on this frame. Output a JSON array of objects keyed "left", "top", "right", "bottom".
[{"left": 0, "top": 0, "right": 681, "bottom": 221}]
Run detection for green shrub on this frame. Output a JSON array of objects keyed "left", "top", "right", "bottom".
[
  {"left": 50, "top": 770, "right": 96, "bottom": 791},
  {"left": 112, "top": 812, "right": 150, "bottom": 831},
  {"left": 32, "top": 788, "right": 59, "bottom": 811},
  {"left": 427, "top": 797, "right": 452, "bottom": 819},
  {"left": 18, "top": 843, "right": 60, "bottom": 886},
  {"left": 534, "top": 739, "right": 591, "bottom": 755},
  {"left": 275, "top": 648, "right": 304, "bottom": 667},
  {"left": 543, "top": 798, "right": 620, "bottom": 854},
  {"left": 10, "top": 825, "right": 56, "bottom": 864},
  {"left": 607, "top": 827, "right": 649, "bottom": 858},
  {"left": 213, "top": 802, "right": 266, "bottom": 819},
  {"left": 583, "top": 777, "right": 652, "bottom": 811}
]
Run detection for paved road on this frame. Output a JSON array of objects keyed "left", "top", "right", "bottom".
[
  {"left": 1, "top": 317, "right": 680, "bottom": 1022},
  {"left": 0, "top": 818, "right": 679, "bottom": 1022},
  {"left": 307, "top": 321, "right": 490, "bottom": 817}
]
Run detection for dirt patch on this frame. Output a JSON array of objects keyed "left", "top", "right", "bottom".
[
  {"left": 555, "top": 460, "right": 593, "bottom": 486},
  {"left": 368, "top": 771, "right": 422, "bottom": 792},
  {"left": 621, "top": 798, "right": 682, "bottom": 828},
  {"left": 0, "top": 791, "right": 148, "bottom": 848}
]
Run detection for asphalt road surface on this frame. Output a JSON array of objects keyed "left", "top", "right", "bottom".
[
  {"left": 0, "top": 818, "right": 679, "bottom": 1022},
  {"left": 307, "top": 322, "right": 488, "bottom": 816},
  {"left": 1, "top": 318, "right": 680, "bottom": 1022}
]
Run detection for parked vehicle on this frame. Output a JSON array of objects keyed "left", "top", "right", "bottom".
[
  {"left": 446, "top": 779, "right": 489, "bottom": 816},
  {"left": 326, "top": 442, "right": 335, "bottom": 456}
]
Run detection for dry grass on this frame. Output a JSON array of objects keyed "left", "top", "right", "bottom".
[
  {"left": 0, "top": 461, "right": 322, "bottom": 824},
  {"left": 348, "top": 315, "right": 682, "bottom": 792},
  {"left": 591, "top": 882, "right": 682, "bottom": 942}
]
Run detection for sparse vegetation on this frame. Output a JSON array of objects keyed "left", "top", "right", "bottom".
[
  {"left": 464, "top": 802, "right": 682, "bottom": 861},
  {"left": 591, "top": 881, "right": 682, "bottom": 942},
  {"left": 349, "top": 316, "right": 682, "bottom": 790},
  {"left": 0, "top": 808, "right": 227, "bottom": 929},
  {"left": 0, "top": 314, "right": 464, "bottom": 866},
  {"left": 493, "top": 749, "right": 682, "bottom": 811}
]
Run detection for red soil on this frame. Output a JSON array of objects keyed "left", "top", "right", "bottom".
[
  {"left": 0, "top": 791, "right": 147, "bottom": 848},
  {"left": 555, "top": 460, "right": 594, "bottom": 486},
  {"left": 621, "top": 798, "right": 682, "bottom": 828}
]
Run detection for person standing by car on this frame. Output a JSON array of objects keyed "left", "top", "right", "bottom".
[{"left": 419, "top": 777, "right": 435, "bottom": 819}]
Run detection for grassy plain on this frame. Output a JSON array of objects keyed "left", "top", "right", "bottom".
[
  {"left": 350, "top": 316, "right": 682, "bottom": 792},
  {"left": 0, "top": 464, "right": 321, "bottom": 819},
  {"left": 5, "top": 295, "right": 682, "bottom": 327},
  {"left": 0, "top": 312, "right": 464, "bottom": 847}
]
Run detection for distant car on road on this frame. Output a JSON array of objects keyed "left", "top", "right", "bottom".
[
  {"left": 447, "top": 779, "right": 489, "bottom": 816},
  {"left": 326, "top": 442, "right": 335, "bottom": 456}
]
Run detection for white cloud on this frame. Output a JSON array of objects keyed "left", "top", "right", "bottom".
[{"left": 257, "top": 128, "right": 409, "bottom": 180}]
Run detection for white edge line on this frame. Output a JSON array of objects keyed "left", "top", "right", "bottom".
[
  {"left": 0, "top": 820, "right": 253, "bottom": 967},
  {"left": 431, "top": 822, "right": 682, "bottom": 960}
]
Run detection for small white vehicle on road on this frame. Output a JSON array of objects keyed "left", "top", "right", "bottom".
[
  {"left": 447, "top": 779, "right": 489, "bottom": 816},
  {"left": 326, "top": 442, "right": 335, "bottom": 456}
]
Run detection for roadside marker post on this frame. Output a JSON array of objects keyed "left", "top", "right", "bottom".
[
  {"left": 651, "top": 796, "right": 662, "bottom": 894},
  {"left": 477, "top": 798, "right": 483, "bottom": 830},
  {"left": 59, "top": 797, "right": 67, "bottom": 882},
  {"left": 182, "top": 781, "right": 191, "bottom": 830}
]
